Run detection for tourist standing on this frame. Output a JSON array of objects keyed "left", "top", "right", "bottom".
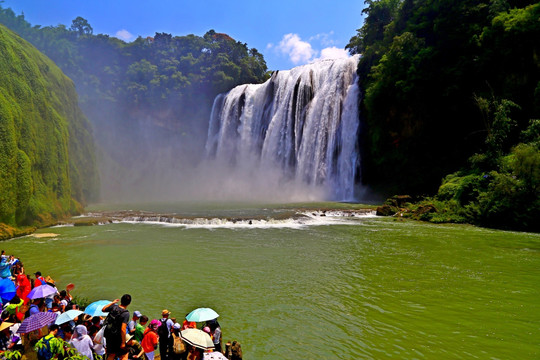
[
  {"left": 69, "top": 325, "right": 94, "bottom": 360},
  {"left": 128, "top": 310, "right": 142, "bottom": 336},
  {"left": 34, "top": 272, "right": 46, "bottom": 286},
  {"left": 102, "top": 294, "right": 131, "bottom": 360},
  {"left": 170, "top": 323, "right": 186, "bottom": 360},
  {"left": 34, "top": 324, "right": 63, "bottom": 360},
  {"left": 207, "top": 320, "right": 222, "bottom": 353},
  {"left": 133, "top": 315, "right": 148, "bottom": 343},
  {"left": 158, "top": 309, "right": 174, "bottom": 360},
  {"left": 15, "top": 266, "right": 31, "bottom": 304}
]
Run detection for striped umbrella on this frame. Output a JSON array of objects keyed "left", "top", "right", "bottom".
[
  {"left": 17, "top": 312, "right": 58, "bottom": 333},
  {"left": 181, "top": 328, "right": 214, "bottom": 350}
]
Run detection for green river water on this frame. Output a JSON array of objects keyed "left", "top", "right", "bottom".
[{"left": 3, "top": 202, "right": 539, "bottom": 359}]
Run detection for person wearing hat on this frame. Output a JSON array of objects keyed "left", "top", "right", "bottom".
[
  {"left": 128, "top": 311, "right": 142, "bottom": 336},
  {"left": 0, "top": 322, "right": 15, "bottom": 352},
  {"left": 125, "top": 334, "right": 144, "bottom": 360},
  {"left": 141, "top": 320, "right": 159, "bottom": 360},
  {"left": 69, "top": 325, "right": 94, "bottom": 360},
  {"left": 158, "top": 310, "right": 174, "bottom": 360},
  {"left": 169, "top": 323, "right": 185, "bottom": 360}
]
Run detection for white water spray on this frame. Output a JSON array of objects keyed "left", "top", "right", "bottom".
[{"left": 206, "top": 56, "right": 361, "bottom": 201}]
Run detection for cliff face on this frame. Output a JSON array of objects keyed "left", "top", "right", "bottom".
[{"left": 0, "top": 24, "right": 98, "bottom": 228}]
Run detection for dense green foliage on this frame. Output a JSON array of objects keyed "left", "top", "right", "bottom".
[
  {"left": 393, "top": 114, "right": 539, "bottom": 231},
  {"left": 348, "top": 0, "right": 540, "bottom": 195},
  {"left": 349, "top": 0, "right": 539, "bottom": 231},
  {"left": 0, "top": 7, "right": 268, "bottom": 110},
  {"left": 0, "top": 7, "right": 269, "bottom": 198},
  {"left": 0, "top": 24, "right": 98, "bottom": 228}
]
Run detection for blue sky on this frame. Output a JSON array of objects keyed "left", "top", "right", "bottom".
[{"left": 1, "top": 0, "right": 365, "bottom": 70}]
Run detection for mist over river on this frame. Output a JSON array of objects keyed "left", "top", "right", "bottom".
[{"left": 5, "top": 202, "right": 540, "bottom": 359}]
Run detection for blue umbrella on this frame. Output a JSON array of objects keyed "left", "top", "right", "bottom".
[
  {"left": 84, "top": 300, "right": 111, "bottom": 317},
  {"left": 55, "top": 309, "right": 83, "bottom": 325},
  {"left": 0, "top": 278, "right": 16, "bottom": 303},
  {"left": 17, "top": 312, "right": 58, "bottom": 333},
  {"left": 27, "top": 284, "right": 57, "bottom": 299},
  {"left": 185, "top": 308, "right": 219, "bottom": 322}
]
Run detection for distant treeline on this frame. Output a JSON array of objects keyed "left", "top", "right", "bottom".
[
  {"left": 0, "top": 8, "right": 268, "bottom": 123},
  {"left": 348, "top": 0, "right": 539, "bottom": 230}
]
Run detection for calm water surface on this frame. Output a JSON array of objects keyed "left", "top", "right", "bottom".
[{"left": 4, "top": 203, "right": 540, "bottom": 359}]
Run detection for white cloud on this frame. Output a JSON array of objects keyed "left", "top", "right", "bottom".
[
  {"left": 309, "top": 31, "right": 336, "bottom": 47},
  {"left": 115, "top": 29, "right": 134, "bottom": 41},
  {"left": 277, "top": 33, "right": 316, "bottom": 65},
  {"left": 318, "top": 47, "right": 349, "bottom": 60}
]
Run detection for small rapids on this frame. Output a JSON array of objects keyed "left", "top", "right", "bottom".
[{"left": 59, "top": 208, "right": 376, "bottom": 229}]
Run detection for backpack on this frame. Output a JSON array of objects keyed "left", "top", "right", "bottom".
[
  {"left": 36, "top": 335, "right": 53, "bottom": 360},
  {"left": 103, "top": 306, "right": 128, "bottom": 338},
  {"left": 157, "top": 319, "right": 169, "bottom": 339},
  {"left": 171, "top": 333, "right": 186, "bottom": 354}
]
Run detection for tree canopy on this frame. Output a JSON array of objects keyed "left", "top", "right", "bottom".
[
  {"left": 350, "top": 0, "right": 540, "bottom": 230},
  {"left": 348, "top": 0, "right": 539, "bottom": 195}
]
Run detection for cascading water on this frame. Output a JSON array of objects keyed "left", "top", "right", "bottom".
[{"left": 206, "top": 55, "right": 361, "bottom": 201}]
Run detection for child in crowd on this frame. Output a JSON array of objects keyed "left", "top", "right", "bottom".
[
  {"left": 141, "top": 319, "right": 159, "bottom": 360},
  {"left": 133, "top": 315, "right": 148, "bottom": 342}
]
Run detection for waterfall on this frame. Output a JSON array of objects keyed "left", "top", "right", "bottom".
[{"left": 206, "top": 55, "right": 361, "bottom": 201}]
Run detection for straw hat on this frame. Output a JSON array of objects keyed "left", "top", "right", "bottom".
[{"left": 0, "top": 322, "right": 14, "bottom": 332}]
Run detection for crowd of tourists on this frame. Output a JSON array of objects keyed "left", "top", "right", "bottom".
[{"left": 0, "top": 252, "right": 243, "bottom": 360}]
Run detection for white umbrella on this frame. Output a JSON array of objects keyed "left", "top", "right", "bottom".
[
  {"left": 181, "top": 328, "right": 214, "bottom": 350},
  {"left": 55, "top": 309, "right": 84, "bottom": 325}
]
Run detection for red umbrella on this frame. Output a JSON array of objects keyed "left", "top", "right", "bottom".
[{"left": 17, "top": 312, "right": 58, "bottom": 333}]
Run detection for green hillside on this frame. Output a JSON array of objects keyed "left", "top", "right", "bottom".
[{"left": 0, "top": 24, "right": 98, "bottom": 236}]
